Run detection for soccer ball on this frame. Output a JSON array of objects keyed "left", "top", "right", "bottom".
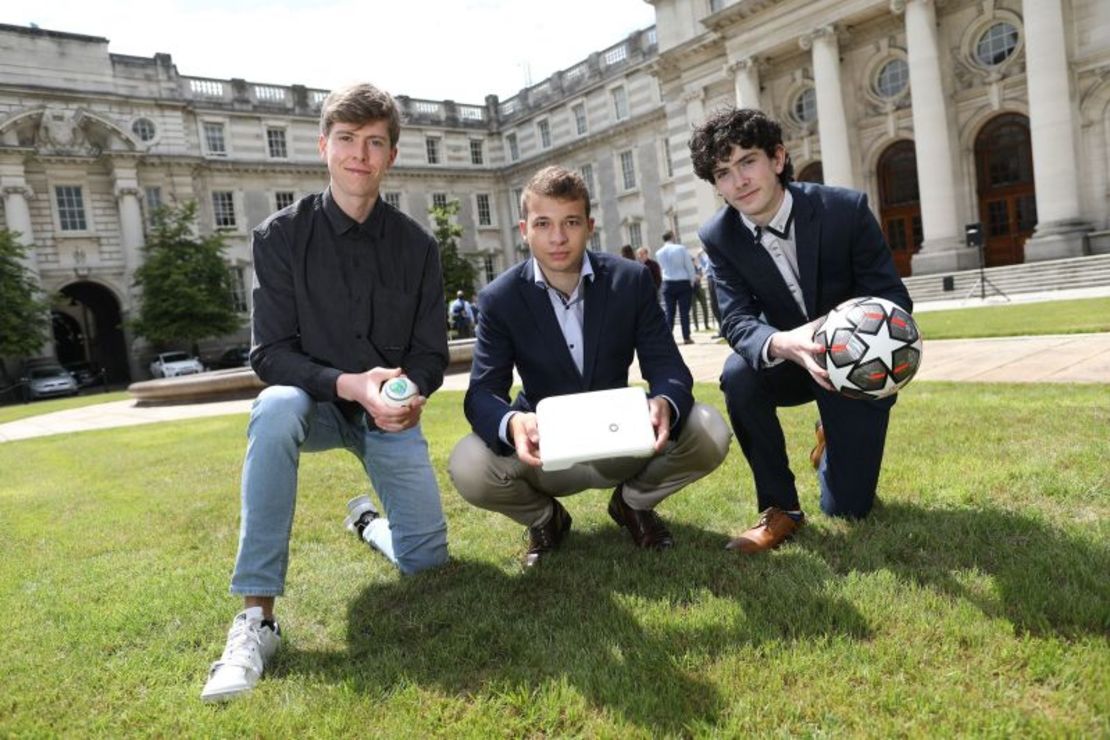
[{"left": 812, "top": 296, "right": 922, "bottom": 400}]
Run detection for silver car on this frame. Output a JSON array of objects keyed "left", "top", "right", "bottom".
[{"left": 25, "top": 365, "right": 79, "bottom": 400}]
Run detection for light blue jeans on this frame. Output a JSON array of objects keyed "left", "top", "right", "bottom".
[{"left": 230, "top": 385, "right": 448, "bottom": 596}]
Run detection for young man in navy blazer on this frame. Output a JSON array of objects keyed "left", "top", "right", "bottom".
[
  {"left": 448, "top": 166, "right": 730, "bottom": 567},
  {"left": 691, "top": 108, "right": 912, "bottom": 553}
]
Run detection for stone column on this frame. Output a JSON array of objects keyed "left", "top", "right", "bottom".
[
  {"left": 726, "top": 58, "right": 762, "bottom": 110},
  {"left": 897, "top": 0, "right": 979, "bottom": 274},
  {"left": 115, "top": 186, "right": 143, "bottom": 270},
  {"left": 1022, "top": 0, "right": 1090, "bottom": 260},
  {"left": 680, "top": 88, "right": 721, "bottom": 236},
  {"left": 801, "top": 26, "right": 857, "bottom": 188}
]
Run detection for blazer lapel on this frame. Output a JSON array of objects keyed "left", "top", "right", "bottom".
[
  {"left": 580, "top": 253, "right": 607, "bottom": 388},
  {"left": 725, "top": 207, "right": 802, "bottom": 318},
  {"left": 790, "top": 184, "right": 821, "bottom": 319},
  {"left": 517, "top": 259, "right": 584, "bottom": 385}
]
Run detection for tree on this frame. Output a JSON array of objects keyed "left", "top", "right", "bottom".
[
  {"left": 429, "top": 199, "right": 477, "bottom": 301},
  {"left": 131, "top": 201, "right": 241, "bottom": 356},
  {"left": 0, "top": 229, "right": 50, "bottom": 385}
]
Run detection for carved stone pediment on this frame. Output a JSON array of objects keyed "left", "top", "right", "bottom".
[{"left": 37, "top": 110, "right": 99, "bottom": 156}]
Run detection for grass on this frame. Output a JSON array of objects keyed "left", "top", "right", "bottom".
[
  {"left": 1, "top": 382, "right": 1107, "bottom": 737},
  {"left": 0, "top": 390, "right": 129, "bottom": 424},
  {"left": 915, "top": 296, "right": 1110, "bottom": 339}
]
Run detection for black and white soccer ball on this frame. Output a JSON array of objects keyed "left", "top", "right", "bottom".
[{"left": 813, "top": 296, "right": 923, "bottom": 400}]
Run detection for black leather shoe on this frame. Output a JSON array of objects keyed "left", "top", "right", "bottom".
[
  {"left": 607, "top": 487, "right": 674, "bottom": 550},
  {"left": 523, "top": 499, "right": 572, "bottom": 567}
]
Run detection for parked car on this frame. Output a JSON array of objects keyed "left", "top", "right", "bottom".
[
  {"left": 207, "top": 345, "right": 251, "bottom": 370},
  {"left": 23, "top": 363, "right": 79, "bottom": 400},
  {"left": 64, "top": 361, "right": 104, "bottom": 388},
  {"left": 149, "top": 351, "right": 204, "bottom": 378}
]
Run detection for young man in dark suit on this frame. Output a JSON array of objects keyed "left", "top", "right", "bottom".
[
  {"left": 691, "top": 108, "right": 912, "bottom": 553},
  {"left": 448, "top": 166, "right": 730, "bottom": 567}
]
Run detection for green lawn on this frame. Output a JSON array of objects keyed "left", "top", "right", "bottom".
[
  {"left": 0, "top": 389, "right": 128, "bottom": 424},
  {"left": 915, "top": 296, "right": 1110, "bottom": 339},
  {"left": 1, "top": 383, "right": 1106, "bottom": 737}
]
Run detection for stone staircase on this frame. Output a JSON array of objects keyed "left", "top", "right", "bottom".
[{"left": 903, "top": 254, "right": 1110, "bottom": 303}]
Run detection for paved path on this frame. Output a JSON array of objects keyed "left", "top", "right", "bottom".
[{"left": 2, "top": 329, "right": 1108, "bottom": 443}]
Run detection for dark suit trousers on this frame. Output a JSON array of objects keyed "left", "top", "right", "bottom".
[
  {"left": 720, "top": 352, "right": 892, "bottom": 519},
  {"left": 662, "top": 280, "right": 693, "bottom": 340}
]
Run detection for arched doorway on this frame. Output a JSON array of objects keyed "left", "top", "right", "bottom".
[
  {"left": 56, "top": 281, "right": 130, "bottom": 384},
  {"left": 974, "top": 113, "right": 1036, "bottom": 266},
  {"left": 797, "top": 161, "right": 824, "bottom": 184},
  {"left": 877, "top": 140, "right": 922, "bottom": 277}
]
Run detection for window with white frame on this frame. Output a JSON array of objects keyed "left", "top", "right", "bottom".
[
  {"left": 512, "top": 188, "right": 523, "bottom": 220},
  {"left": 537, "top": 119, "right": 552, "bottom": 149},
  {"left": 580, "top": 163, "right": 596, "bottom": 201},
  {"left": 791, "top": 87, "right": 818, "bottom": 125},
  {"left": 212, "top": 191, "right": 236, "bottom": 229},
  {"left": 131, "top": 117, "right": 157, "bottom": 142},
  {"left": 975, "top": 21, "right": 1019, "bottom": 66},
  {"left": 266, "top": 127, "right": 288, "bottom": 158},
  {"left": 203, "top": 122, "right": 227, "bottom": 155},
  {"left": 619, "top": 150, "right": 637, "bottom": 190},
  {"left": 144, "top": 186, "right": 162, "bottom": 226},
  {"left": 383, "top": 191, "right": 401, "bottom": 209},
  {"left": 506, "top": 132, "right": 519, "bottom": 162},
  {"left": 628, "top": 222, "right": 643, "bottom": 250},
  {"left": 589, "top": 230, "right": 602, "bottom": 251},
  {"left": 229, "top": 265, "right": 248, "bottom": 313},
  {"left": 611, "top": 86, "right": 629, "bottom": 121},
  {"left": 274, "top": 191, "right": 296, "bottom": 211},
  {"left": 476, "top": 194, "right": 493, "bottom": 227},
  {"left": 482, "top": 253, "right": 497, "bottom": 283},
  {"left": 572, "top": 103, "right": 588, "bottom": 136},
  {"left": 470, "top": 139, "right": 484, "bottom": 165},
  {"left": 55, "top": 185, "right": 88, "bottom": 231},
  {"left": 432, "top": 192, "right": 448, "bottom": 210},
  {"left": 426, "top": 137, "right": 441, "bottom": 164},
  {"left": 663, "top": 137, "right": 674, "bottom": 178}
]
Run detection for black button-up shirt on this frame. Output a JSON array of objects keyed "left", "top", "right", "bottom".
[{"left": 249, "top": 189, "right": 449, "bottom": 422}]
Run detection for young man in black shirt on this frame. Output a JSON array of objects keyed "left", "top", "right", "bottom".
[{"left": 202, "top": 83, "right": 450, "bottom": 702}]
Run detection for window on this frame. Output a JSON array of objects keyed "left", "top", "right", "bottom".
[
  {"left": 663, "top": 138, "right": 674, "bottom": 178},
  {"left": 476, "top": 194, "right": 492, "bottom": 227},
  {"left": 55, "top": 186, "right": 88, "bottom": 231},
  {"left": 512, "top": 188, "right": 523, "bottom": 220},
  {"left": 203, "top": 122, "right": 227, "bottom": 155},
  {"left": 132, "top": 117, "right": 156, "bottom": 142},
  {"left": 482, "top": 254, "right": 497, "bottom": 283},
  {"left": 572, "top": 103, "right": 588, "bottom": 136},
  {"left": 538, "top": 119, "right": 552, "bottom": 149},
  {"left": 229, "top": 266, "right": 248, "bottom": 313},
  {"left": 580, "top": 163, "right": 596, "bottom": 200},
  {"left": 144, "top": 186, "right": 162, "bottom": 225},
  {"left": 875, "top": 59, "right": 909, "bottom": 98},
  {"left": 383, "top": 191, "right": 401, "bottom": 209},
  {"left": 432, "top": 192, "right": 448, "bottom": 210},
  {"left": 426, "top": 137, "right": 440, "bottom": 165},
  {"left": 470, "top": 140, "right": 484, "bottom": 165},
  {"left": 709, "top": 0, "right": 727, "bottom": 12},
  {"left": 611, "top": 86, "right": 629, "bottom": 121},
  {"left": 589, "top": 231, "right": 602, "bottom": 251},
  {"left": 619, "top": 150, "right": 636, "bottom": 190},
  {"left": 266, "top": 127, "right": 287, "bottom": 158},
  {"left": 274, "top": 191, "right": 296, "bottom": 211},
  {"left": 976, "top": 22, "right": 1019, "bottom": 66},
  {"left": 506, "top": 132, "right": 519, "bottom": 162},
  {"left": 212, "top": 191, "right": 236, "bottom": 229},
  {"left": 792, "top": 87, "right": 817, "bottom": 124},
  {"left": 628, "top": 222, "right": 642, "bottom": 250}
]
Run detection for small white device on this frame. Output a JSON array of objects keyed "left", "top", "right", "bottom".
[{"left": 535, "top": 386, "right": 656, "bottom": 472}]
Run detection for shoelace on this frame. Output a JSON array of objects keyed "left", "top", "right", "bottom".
[{"left": 221, "top": 618, "right": 261, "bottom": 661}]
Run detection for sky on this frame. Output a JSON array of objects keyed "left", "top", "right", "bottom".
[{"left": 5, "top": 0, "right": 658, "bottom": 103}]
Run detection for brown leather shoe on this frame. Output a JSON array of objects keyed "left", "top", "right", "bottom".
[
  {"left": 608, "top": 487, "right": 674, "bottom": 550},
  {"left": 809, "top": 420, "right": 825, "bottom": 470},
  {"left": 523, "top": 499, "right": 572, "bottom": 568},
  {"left": 725, "top": 507, "right": 804, "bottom": 554}
]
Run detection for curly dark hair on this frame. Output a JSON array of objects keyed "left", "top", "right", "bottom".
[{"left": 688, "top": 108, "right": 794, "bottom": 186}]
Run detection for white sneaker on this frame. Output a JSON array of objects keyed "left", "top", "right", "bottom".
[
  {"left": 200, "top": 606, "right": 281, "bottom": 703},
  {"left": 343, "top": 494, "right": 379, "bottom": 536}
]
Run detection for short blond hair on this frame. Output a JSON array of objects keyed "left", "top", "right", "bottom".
[{"left": 520, "top": 165, "right": 591, "bottom": 221}]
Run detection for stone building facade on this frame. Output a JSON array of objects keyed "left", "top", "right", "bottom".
[{"left": 1, "top": 0, "right": 1107, "bottom": 382}]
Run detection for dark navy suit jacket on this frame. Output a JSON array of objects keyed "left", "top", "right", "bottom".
[
  {"left": 698, "top": 182, "right": 911, "bottom": 369},
  {"left": 464, "top": 251, "right": 694, "bottom": 456}
]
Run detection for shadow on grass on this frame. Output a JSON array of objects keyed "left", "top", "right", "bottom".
[
  {"left": 281, "top": 523, "right": 870, "bottom": 733},
  {"left": 799, "top": 501, "right": 1110, "bottom": 637}
]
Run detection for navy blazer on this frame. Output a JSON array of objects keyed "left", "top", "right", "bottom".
[
  {"left": 698, "top": 182, "right": 912, "bottom": 369},
  {"left": 464, "top": 251, "right": 694, "bottom": 455}
]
